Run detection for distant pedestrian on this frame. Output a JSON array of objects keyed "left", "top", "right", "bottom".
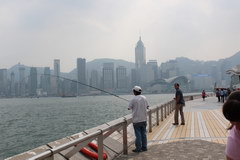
[
  {"left": 172, "top": 83, "right": 185, "bottom": 125},
  {"left": 222, "top": 91, "right": 240, "bottom": 160},
  {"left": 128, "top": 86, "right": 149, "bottom": 152},
  {"left": 216, "top": 89, "right": 220, "bottom": 102},
  {"left": 202, "top": 90, "right": 206, "bottom": 101},
  {"left": 220, "top": 89, "right": 225, "bottom": 103}
]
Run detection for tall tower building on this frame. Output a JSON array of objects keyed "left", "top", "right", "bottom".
[
  {"left": 77, "top": 58, "right": 86, "bottom": 94},
  {"left": 90, "top": 70, "right": 98, "bottom": 89},
  {"left": 54, "top": 59, "right": 60, "bottom": 95},
  {"left": 42, "top": 67, "right": 51, "bottom": 95},
  {"left": 29, "top": 67, "right": 37, "bottom": 96},
  {"left": 103, "top": 63, "right": 114, "bottom": 91},
  {"left": 135, "top": 36, "right": 146, "bottom": 69},
  {"left": 135, "top": 37, "right": 147, "bottom": 85},
  {"left": 19, "top": 67, "right": 25, "bottom": 96},
  {"left": 147, "top": 60, "right": 159, "bottom": 80},
  {"left": 10, "top": 72, "right": 15, "bottom": 96},
  {"left": 0, "top": 69, "right": 7, "bottom": 96},
  {"left": 116, "top": 66, "right": 127, "bottom": 91}
]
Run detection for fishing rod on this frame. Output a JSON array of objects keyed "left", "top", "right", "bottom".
[{"left": 42, "top": 74, "right": 130, "bottom": 102}]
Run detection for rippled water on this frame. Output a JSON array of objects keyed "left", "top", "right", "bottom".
[{"left": 0, "top": 93, "right": 177, "bottom": 159}]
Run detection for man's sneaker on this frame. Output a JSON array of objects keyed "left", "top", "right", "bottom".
[
  {"left": 141, "top": 148, "right": 147, "bottom": 152},
  {"left": 132, "top": 149, "right": 141, "bottom": 153},
  {"left": 172, "top": 123, "right": 179, "bottom": 125},
  {"left": 181, "top": 123, "right": 185, "bottom": 125}
]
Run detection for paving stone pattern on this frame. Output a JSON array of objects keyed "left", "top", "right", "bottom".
[{"left": 116, "top": 140, "right": 226, "bottom": 160}]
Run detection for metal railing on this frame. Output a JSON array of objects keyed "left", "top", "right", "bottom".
[{"left": 27, "top": 94, "right": 209, "bottom": 160}]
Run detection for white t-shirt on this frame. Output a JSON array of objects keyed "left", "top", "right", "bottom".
[{"left": 128, "top": 95, "right": 149, "bottom": 123}]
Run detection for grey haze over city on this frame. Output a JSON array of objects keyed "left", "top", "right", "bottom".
[{"left": 1, "top": 0, "right": 240, "bottom": 72}]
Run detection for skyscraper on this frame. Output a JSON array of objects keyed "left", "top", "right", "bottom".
[
  {"left": 135, "top": 36, "right": 146, "bottom": 69},
  {"left": 54, "top": 59, "right": 60, "bottom": 95},
  {"left": 29, "top": 67, "right": 37, "bottom": 96},
  {"left": 42, "top": 67, "right": 51, "bottom": 95},
  {"left": 116, "top": 66, "right": 127, "bottom": 91},
  {"left": 147, "top": 60, "right": 159, "bottom": 80},
  {"left": 135, "top": 37, "right": 147, "bottom": 85},
  {"left": 19, "top": 67, "right": 25, "bottom": 97},
  {"left": 0, "top": 69, "right": 7, "bottom": 96},
  {"left": 90, "top": 70, "right": 98, "bottom": 89},
  {"left": 10, "top": 72, "right": 15, "bottom": 96},
  {"left": 77, "top": 58, "right": 86, "bottom": 94},
  {"left": 103, "top": 63, "right": 114, "bottom": 91}
]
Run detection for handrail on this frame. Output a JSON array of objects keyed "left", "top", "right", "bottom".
[{"left": 26, "top": 93, "right": 210, "bottom": 160}]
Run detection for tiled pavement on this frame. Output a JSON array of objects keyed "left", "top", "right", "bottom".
[{"left": 116, "top": 140, "right": 225, "bottom": 160}]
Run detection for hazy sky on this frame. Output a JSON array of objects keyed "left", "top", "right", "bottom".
[{"left": 0, "top": 0, "right": 240, "bottom": 72}]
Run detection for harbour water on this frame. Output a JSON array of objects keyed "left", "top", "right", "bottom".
[{"left": 0, "top": 93, "right": 197, "bottom": 159}]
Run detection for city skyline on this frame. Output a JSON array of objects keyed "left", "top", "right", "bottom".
[{"left": 1, "top": 0, "right": 240, "bottom": 72}]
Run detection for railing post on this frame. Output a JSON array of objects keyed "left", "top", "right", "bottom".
[
  {"left": 167, "top": 103, "right": 170, "bottom": 115},
  {"left": 97, "top": 130, "right": 104, "bottom": 160},
  {"left": 123, "top": 119, "right": 128, "bottom": 155},
  {"left": 161, "top": 106, "right": 163, "bottom": 121},
  {"left": 170, "top": 102, "right": 172, "bottom": 113},
  {"left": 164, "top": 104, "right": 167, "bottom": 118},
  {"left": 148, "top": 109, "right": 152, "bottom": 132},
  {"left": 156, "top": 106, "right": 159, "bottom": 126}
]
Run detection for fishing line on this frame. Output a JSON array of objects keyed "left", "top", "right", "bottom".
[{"left": 42, "top": 74, "right": 130, "bottom": 102}]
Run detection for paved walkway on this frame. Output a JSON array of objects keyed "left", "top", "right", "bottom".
[
  {"left": 116, "top": 97, "right": 228, "bottom": 160},
  {"left": 116, "top": 140, "right": 225, "bottom": 160}
]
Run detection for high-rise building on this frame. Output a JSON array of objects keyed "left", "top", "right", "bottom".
[
  {"left": 42, "top": 67, "right": 51, "bottom": 95},
  {"left": 135, "top": 37, "right": 147, "bottom": 85},
  {"left": 19, "top": 67, "right": 25, "bottom": 96},
  {"left": 90, "top": 70, "right": 98, "bottom": 89},
  {"left": 29, "top": 67, "right": 37, "bottom": 96},
  {"left": 77, "top": 58, "right": 86, "bottom": 94},
  {"left": 135, "top": 36, "right": 146, "bottom": 69},
  {"left": 0, "top": 69, "right": 7, "bottom": 96},
  {"left": 147, "top": 60, "right": 159, "bottom": 80},
  {"left": 116, "top": 66, "right": 127, "bottom": 91},
  {"left": 54, "top": 59, "right": 60, "bottom": 95},
  {"left": 103, "top": 63, "right": 114, "bottom": 91},
  {"left": 10, "top": 72, "right": 15, "bottom": 96}
]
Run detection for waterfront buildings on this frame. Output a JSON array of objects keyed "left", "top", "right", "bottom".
[
  {"left": 29, "top": 67, "right": 37, "bottom": 96},
  {"left": 135, "top": 37, "right": 147, "bottom": 85},
  {"left": 77, "top": 58, "right": 86, "bottom": 94},
  {"left": 90, "top": 70, "right": 98, "bottom": 89},
  {"left": 0, "top": 69, "right": 8, "bottom": 96},
  {"left": 103, "top": 63, "right": 114, "bottom": 91},
  {"left": 41, "top": 67, "right": 51, "bottom": 96},
  {"left": 10, "top": 72, "right": 15, "bottom": 96},
  {"left": 116, "top": 66, "right": 128, "bottom": 92},
  {"left": 135, "top": 37, "right": 146, "bottom": 69},
  {"left": 54, "top": 59, "right": 60, "bottom": 96},
  {"left": 192, "top": 74, "right": 213, "bottom": 91},
  {"left": 18, "top": 67, "right": 26, "bottom": 97}
]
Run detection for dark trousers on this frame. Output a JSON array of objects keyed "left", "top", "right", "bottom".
[
  {"left": 133, "top": 121, "right": 147, "bottom": 151},
  {"left": 174, "top": 104, "right": 185, "bottom": 124}
]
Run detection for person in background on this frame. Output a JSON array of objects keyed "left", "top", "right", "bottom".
[
  {"left": 216, "top": 89, "right": 221, "bottom": 102},
  {"left": 172, "top": 83, "right": 185, "bottom": 125},
  {"left": 202, "top": 90, "right": 206, "bottom": 101},
  {"left": 220, "top": 88, "right": 225, "bottom": 103},
  {"left": 222, "top": 91, "right": 240, "bottom": 160},
  {"left": 128, "top": 86, "right": 149, "bottom": 153}
]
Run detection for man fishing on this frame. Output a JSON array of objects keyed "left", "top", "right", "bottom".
[{"left": 128, "top": 86, "right": 149, "bottom": 152}]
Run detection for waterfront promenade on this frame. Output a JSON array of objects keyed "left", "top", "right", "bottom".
[
  {"left": 116, "top": 96, "right": 228, "bottom": 160},
  {"left": 6, "top": 95, "right": 228, "bottom": 160}
]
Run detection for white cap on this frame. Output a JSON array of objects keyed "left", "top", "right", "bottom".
[{"left": 133, "top": 86, "right": 142, "bottom": 92}]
